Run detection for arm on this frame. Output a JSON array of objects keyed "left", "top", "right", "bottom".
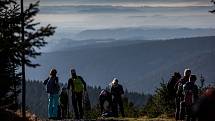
[
  {"left": 79, "top": 76, "right": 87, "bottom": 91},
  {"left": 67, "top": 78, "right": 71, "bottom": 90},
  {"left": 55, "top": 77, "right": 59, "bottom": 84},
  {"left": 43, "top": 77, "right": 49, "bottom": 85},
  {"left": 194, "top": 85, "right": 199, "bottom": 100},
  {"left": 110, "top": 86, "right": 113, "bottom": 95},
  {"left": 120, "top": 85, "right": 124, "bottom": 95},
  {"left": 55, "top": 77, "right": 60, "bottom": 93}
]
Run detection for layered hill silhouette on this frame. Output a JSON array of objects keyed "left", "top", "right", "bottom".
[
  {"left": 74, "top": 28, "right": 215, "bottom": 40},
  {"left": 26, "top": 36, "right": 215, "bottom": 93}
]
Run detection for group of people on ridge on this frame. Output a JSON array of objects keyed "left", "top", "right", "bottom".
[
  {"left": 42, "top": 67, "right": 215, "bottom": 120},
  {"left": 43, "top": 68, "right": 86, "bottom": 120},
  {"left": 43, "top": 68, "right": 125, "bottom": 120},
  {"left": 167, "top": 69, "right": 198, "bottom": 121}
]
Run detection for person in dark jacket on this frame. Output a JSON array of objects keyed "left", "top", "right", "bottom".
[
  {"left": 67, "top": 69, "right": 86, "bottom": 119},
  {"left": 167, "top": 72, "right": 181, "bottom": 121},
  {"left": 183, "top": 75, "right": 198, "bottom": 121},
  {"left": 59, "top": 87, "right": 68, "bottom": 119},
  {"left": 99, "top": 89, "right": 112, "bottom": 116},
  {"left": 176, "top": 69, "right": 191, "bottom": 120},
  {"left": 43, "top": 68, "right": 60, "bottom": 119},
  {"left": 110, "top": 78, "right": 125, "bottom": 117}
]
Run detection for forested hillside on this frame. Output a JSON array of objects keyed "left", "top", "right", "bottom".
[{"left": 26, "top": 36, "right": 215, "bottom": 93}]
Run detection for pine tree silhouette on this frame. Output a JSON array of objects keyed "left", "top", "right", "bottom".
[{"left": 0, "top": 0, "right": 55, "bottom": 110}]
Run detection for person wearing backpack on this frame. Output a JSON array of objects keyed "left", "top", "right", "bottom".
[
  {"left": 183, "top": 74, "right": 198, "bottom": 121},
  {"left": 167, "top": 72, "right": 182, "bottom": 98},
  {"left": 67, "top": 69, "right": 86, "bottom": 119},
  {"left": 176, "top": 69, "right": 191, "bottom": 120},
  {"left": 43, "top": 68, "right": 60, "bottom": 119},
  {"left": 111, "top": 78, "right": 125, "bottom": 117}
]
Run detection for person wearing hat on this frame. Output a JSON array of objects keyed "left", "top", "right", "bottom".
[
  {"left": 110, "top": 78, "right": 125, "bottom": 117},
  {"left": 43, "top": 68, "right": 60, "bottom": 119},
  {"left": 67, "top": 69, "right": 86, "bottom": 119}
]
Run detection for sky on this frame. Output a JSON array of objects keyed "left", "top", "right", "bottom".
[
  {"left": 31, "top": 0, "right": 214, "bottom": 30},
  {"left": 22, "top": 0, "right": 215, "bottom": 52},
  {"left": 25, "top": 0, "right": 210, "bottom": 7}
]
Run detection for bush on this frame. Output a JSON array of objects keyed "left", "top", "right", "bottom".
[{"left": 143, "top": 82, "right": 175, "bottom": 118}]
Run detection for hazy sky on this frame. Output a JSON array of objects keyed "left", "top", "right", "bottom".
[
  {"left": 33, "top": 0, "right": 214, "bottom": 30},
  {"left": 25, "top": 0, "right": 210, "bottom": 7},
  {"left": 23, "top": 0, "right": 215, "bottom": 52}
]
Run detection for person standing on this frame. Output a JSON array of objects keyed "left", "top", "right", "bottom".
[
  {"left": 43, "top": 68, "right": 60, "bottom": 119},
  {"left": 111, "top": 78, "right": 125, "bottom": 117},
  {"left": 176, "top": 69, "right": 191, "bottom": 120},
  {"left": 59, "top": 87, "right": 68, "bottom": 119},
  {"left": 167, "top": 72, "right": 182, "bottom": 121},
  {"left": 183, "top": 75, "right": 198, "bottom": 121},
  {"left": 67, "top": 69, "right": 87, "bottom": 119}
]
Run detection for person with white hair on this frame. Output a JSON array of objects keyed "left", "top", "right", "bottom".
[
  {"left": 175, "top": 68, "right": 192, "bottom": 120},
  {"left": 110, "top": 78, "right": 125, "bottom": 117}
]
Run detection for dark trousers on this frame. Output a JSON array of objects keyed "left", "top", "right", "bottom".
[
  {"left": 72, "top": 92, "right": 83, "bottom": 119},
  {"left": 112, "top": 97, "right": 125, "bottom": 117},
  {"left": 99, "top": 96, "right": 112, "bottom": 114},
  {"left": 180, "top": 101, "right": 186, "bottom": 120},
  {"left": 60, "top": 105, "right": 67, "bottom": 119},
  {"left": 175, "top": 98, "right": 180, "bottom": 120},
  {"left": 185, "top": 104, "right": 196, "bottom": 121}
]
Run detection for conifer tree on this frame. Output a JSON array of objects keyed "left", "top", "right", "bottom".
[{"left": 0, "top": 0, "right": 55, "bottom": 109}]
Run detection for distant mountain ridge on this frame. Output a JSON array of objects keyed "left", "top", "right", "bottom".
[
  {"left": 44, "top": 28, "right": 215, "bottom": 52},
  {"left": 27, "top": 36, "right": 215, "bottom": 93},
  {"left": 74, "top": 28, "right": 215, "bottom": 40}
]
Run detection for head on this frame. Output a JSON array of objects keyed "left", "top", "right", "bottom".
[
  {"left": 174, "top": 72, "right": 181, "bottom": 80},
  {"left": 189, "top": 74, "right": 197, "bottom": 83},
  {"left": 184, "top": 68, "right": 191, "bottom": 77},
  {"left": 112, "top": 78, "right": 118, "bottom": 86},
  {"left": 71, "top": 69, "right": 77, "bottom": 78},
  {"left": 50, "top": 68, "right": 57, "bottom": 77}
]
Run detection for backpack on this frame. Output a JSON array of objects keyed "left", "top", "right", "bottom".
[
  {"left": 73, "top": 77, "right": 84, "bottom": 93},
  {"left": 167, "top": 78, "right": 177, "bottom": 97}
]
